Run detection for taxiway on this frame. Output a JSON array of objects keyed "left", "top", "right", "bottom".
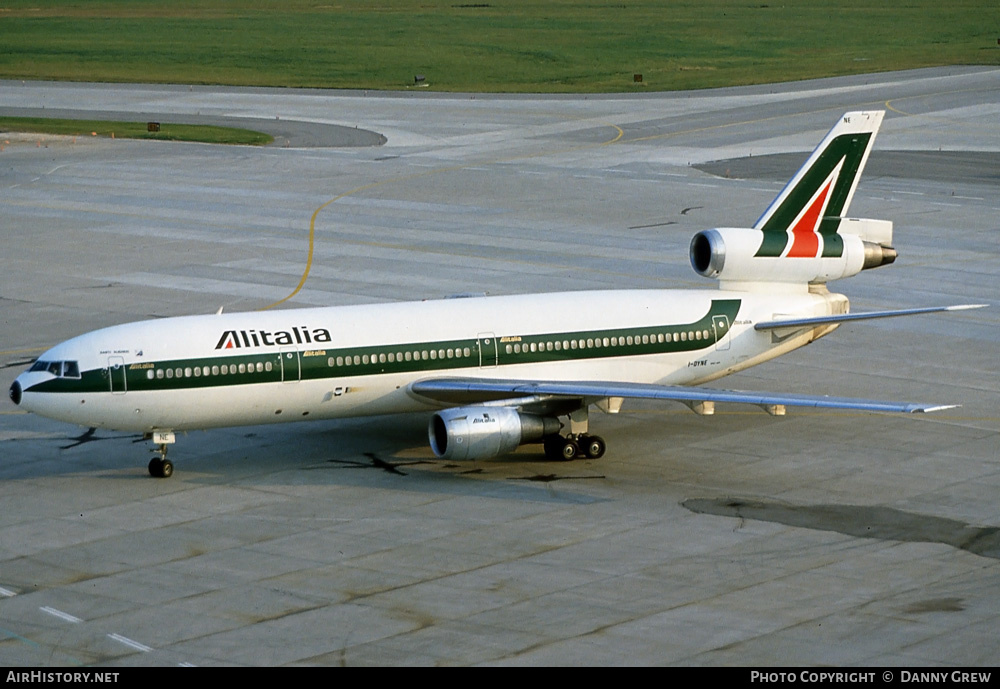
[{"left": 1, "top": 67, "right": 998, "bottom": 665}]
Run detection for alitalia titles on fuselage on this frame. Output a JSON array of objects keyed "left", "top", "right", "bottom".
[{"left": 215, "top": 327, "right": 332, "bottom": 350}]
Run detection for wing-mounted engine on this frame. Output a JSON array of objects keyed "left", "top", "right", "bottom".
[
  {"left": 429, "top": 406, "right": 560, "bottom": 460},
  {"left": 690, "top": 221, "right": 896, "bottom": 287}
]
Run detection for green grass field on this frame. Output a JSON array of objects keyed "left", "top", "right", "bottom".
[
  {"left": 0, "top": 117, "right": 273, "bottom": 145},
  {"left": 0, "top": 1, "right": 996, "bottom": 93}
]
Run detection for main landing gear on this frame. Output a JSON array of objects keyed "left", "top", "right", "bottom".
[
  {"left": 541, "top": 404, "right": 607, "bottom": 461},
  {"left": 543, "top": 434, "right": 607, "bottom": 461},
  {"left": 145, "top": 431, "right": 176, "bottom": 478}
]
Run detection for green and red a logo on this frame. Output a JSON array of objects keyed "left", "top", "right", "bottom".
[{"left": 754, "top": 130, "right": 875, "bottom": 259}]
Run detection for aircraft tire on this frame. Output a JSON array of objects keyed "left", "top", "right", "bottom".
[
  {"left": 148, "top": 458, "right": 163, "bottom": 477},
  {"left": 559, "top": 438, "right": 579, "bottom": 461},
  {"left": 583, "top": 435, "right": 606, "bottom": 459},
  {"left": 543, "top": 436, "right": 563, "bottom": 460},
  {"left": 160, "top": 459, "right": 174, "bottom": 478}
]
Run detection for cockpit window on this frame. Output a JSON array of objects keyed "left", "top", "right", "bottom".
[{"left": 28, "top": 360, "right": 81, "bottom": 378}]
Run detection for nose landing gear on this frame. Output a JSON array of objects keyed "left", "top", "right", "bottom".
[
  {"left": 148, "top": 453, "right": 174, "bottom": 478},
  {"left": 145, "top": 431, "right": 176, "bottom": 478}
]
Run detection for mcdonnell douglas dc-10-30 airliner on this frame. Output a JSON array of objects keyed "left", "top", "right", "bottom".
[{"left": 9, "top": 111, "right": 985, "bottom": 477}]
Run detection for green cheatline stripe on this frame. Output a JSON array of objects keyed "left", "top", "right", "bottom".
[
  {"left": 755, "top": 132, "right": 872, "bottom": 258},
  {"left": 30, "top": 299, "right": 741, "bottom": 394}
]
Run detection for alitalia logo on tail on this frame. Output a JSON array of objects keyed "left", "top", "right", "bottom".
[
  {"left": 216, "top": 327, "right": 332, "bottom": 349},
  {"left": 753, "top": 112, "right": 882, "bottom": 259},
  {"left": 782, "top": 161, "right": 841, "bottom": 258}
]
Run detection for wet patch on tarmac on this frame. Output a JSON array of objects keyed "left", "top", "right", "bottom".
[
  {"left": 683, "top": 497, "right": 1000, "bottom": 560},
  {"left": 512, "top": 473, "right": 607, "bottom": 483},
  {"left": 904, "top": 597, "right": 966, "bottom": 614},
  {"left": 697, "top": 151, "right": 1000, "bottom": 185},
  {"left": 319, "top": 452, "right": 433, "bottom": 475},
  {"left": 57, "top": 427, "right": 143, "bottom": 450}
]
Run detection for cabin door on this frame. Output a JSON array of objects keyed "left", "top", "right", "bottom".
[
  {"left": 280, "top": 348, "right": 301, "bottom": 382},
  {"left": 712, "top": 315, "right": 731, "bottom": 351},
  {"left": 108, "top": 356, "right": 127, "bottom": 394},
  {"left": 477, "top": 333, "right": 498, "bottom": 368}
]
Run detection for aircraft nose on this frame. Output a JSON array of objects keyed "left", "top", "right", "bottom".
[{"left": 9, "top": 380, "right": 22, "bottom": 406}]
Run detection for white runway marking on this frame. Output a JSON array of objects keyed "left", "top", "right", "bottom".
[
  {"left": 40, "top": 607, "right": 81, "bottom": 624},
  {"left": 108, "top": 633, "right": 152, "bottom": 652}
]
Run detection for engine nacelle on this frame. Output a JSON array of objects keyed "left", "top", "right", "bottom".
[
  {"left": 690, "top": 225, "right": 895, "bottom": 286},
  {"left": 429, "top": 406, "right": 560, "bottom": 461}
]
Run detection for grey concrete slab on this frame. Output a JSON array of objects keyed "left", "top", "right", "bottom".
[{"left": 1, "top": 67, "right": 999, "bottom": 666}]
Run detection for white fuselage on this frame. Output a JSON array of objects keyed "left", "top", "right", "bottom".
[{"left": 14, "top": 287, "right": 842, "bottom": 433}]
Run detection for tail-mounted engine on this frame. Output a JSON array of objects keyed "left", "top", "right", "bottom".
[
  {"left": 690, "top": 218, "right": 896, "bottom": 286},
  {"left": 429, "top": 407, "right": 561, "bottom": 461}
]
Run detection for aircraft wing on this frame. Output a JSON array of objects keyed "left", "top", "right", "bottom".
[
  {"left": 409, "top": 378, "right": 956, "bottom": 414},
  {"left": 755, "top": 304, "right": 987, "bottom": 331}
]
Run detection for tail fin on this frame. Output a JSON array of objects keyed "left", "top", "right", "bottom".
[{"left": 753, "top": 111, "right": 884, "bottom": 259}]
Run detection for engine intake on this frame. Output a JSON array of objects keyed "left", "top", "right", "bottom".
[{"left": 429, "top": 407, "right": 560, "bottom": 461}]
